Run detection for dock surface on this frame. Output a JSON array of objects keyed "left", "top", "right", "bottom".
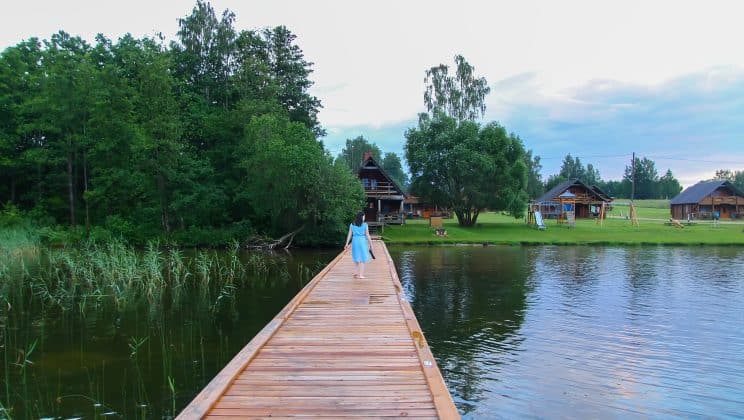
[{"left": 177, "top": 240, "right": 458, "bottom": 419}]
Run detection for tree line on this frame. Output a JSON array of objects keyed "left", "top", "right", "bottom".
[
  {"left": 539, "top": 154, "right": 744, "bottom": 200},
  {"left": 539, "top": 154, "right": 683, "bottom": 199},
  {"left": 0, "top": 1, "right": 364, "bottom": 246}
]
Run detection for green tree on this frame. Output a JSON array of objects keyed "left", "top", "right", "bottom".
[
  {"left": 623, "top": 156, "right": 659, "bottom": 199},
  {"left": 657, "top": 169, "right": 683, "bottom": 199},
  {"left": 240, "top": 114, "right": 363, "bottom": 242},
  {"left": 26, "top": 32, "right": 96, "bottom": 226},
  {"left": 559, "top": 154, "right": 586, "bottom": 180},
  {"left": 734, "top": 171, "right": 744, "bottom": 192},
  {"left": 336, "top": 136, "right": 382, "bottom": 172},
  {"left": 597, "top": 179, "right": 626, "bottom": 198},
  {"left": 424, "top": 55, "right": 490, "bottom": 122},
  {"left": 405, "top": 113, "right": 528, "bottom": 226},
  {"left": 714, "top": 169, "right": 734, "bottom": 181},
  {"left": 0, "top": 2, "right": 352, "bottom": 246},
  {"left": 714, "top": 168, "right": 744, "bottom": 193},
  {"left": 381, "top": 152, "right": 408, "bottom": 191},
  {"left": 585, "top": 163, "right": 602, "bottom": 186},
  {"left": 0, "top": 39, "right": 44, "bottom": 207},
  {"left": 171, "top": 0, "right": 236, "bottom": 107},
  {"left": 544, "top": 154, "right": 602, "bottom": 191},
  {"left": 524, "top": 149, "right": 543, "bottom": 199},
  {"left": 262, "top": 26, "right": 323, "bottom": 136}
]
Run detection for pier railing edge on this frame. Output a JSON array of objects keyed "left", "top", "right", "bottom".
[{"left": 381, "top": 241, "right": 461, "bottom": 419}]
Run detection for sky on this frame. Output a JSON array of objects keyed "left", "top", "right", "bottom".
[{"left": 3, "top": 0, "right": 744, "bottom": 187}]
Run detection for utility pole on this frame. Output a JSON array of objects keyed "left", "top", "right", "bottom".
[
  {"left": 630, "top": 152, "right": 635, "bottom": 202},
  {"left": 629, "top": 152, "right": 639, "bottom": 227}
]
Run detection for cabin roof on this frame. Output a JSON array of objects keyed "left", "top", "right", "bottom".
[
  {"left": 535, "top": 178, "right": 612, "bottom": 204},
  {"left": 357, "top": 155, "right": 407, "bottom": 197},
  {"left": 670, "top": 180, "right": 744, "bottom": 205}
]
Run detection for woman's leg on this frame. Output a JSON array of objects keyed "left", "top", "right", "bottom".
[
  {"left": 359, "top": 262, "right": 365, "bottom": 279},
  {"left": 353, "top": 262, "right": 360, "bottom": 277}
]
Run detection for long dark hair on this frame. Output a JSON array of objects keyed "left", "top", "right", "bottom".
[{"left": 354, "top": 211, "right": 365, "bottom": 227}]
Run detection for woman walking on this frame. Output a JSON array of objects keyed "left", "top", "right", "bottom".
[{"left": 344, "top": 211, "right": 373, "bottom": 278}]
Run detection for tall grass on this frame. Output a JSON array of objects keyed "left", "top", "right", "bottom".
[
  {"left": 1, "top": 232, "right": 327, "bottom": 419},
  {"left": 1, "top": 234, "right": 305, "bottom": 317}
]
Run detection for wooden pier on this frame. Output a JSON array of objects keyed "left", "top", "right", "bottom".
[{"left": 177, "top": 240, "right": 459, "bottom": 419}]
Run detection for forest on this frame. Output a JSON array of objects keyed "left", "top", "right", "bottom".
[{"left": 0, "top": 1, "right": 364, "bottom": 246}]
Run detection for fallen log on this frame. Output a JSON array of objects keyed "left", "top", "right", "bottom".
[{"left": 245, "top": 225, "right": 305, "bottom": 250}]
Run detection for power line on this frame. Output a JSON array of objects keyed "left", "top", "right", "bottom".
[
  {"left": 646, "top": 156, "right": 744, "bottom": 165},
  {"left": 539, "top": 153, "right": 743, "bottom": 166},
  {"left": 539, "top": 154, "right": 627, "bottom": 160}
]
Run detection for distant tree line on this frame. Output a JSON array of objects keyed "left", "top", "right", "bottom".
[
  {"left": 713, "top": 169, "right": 744, "bottom": 191},
  {"left": 0, "top": 1, "right": 364, "bottom": 246},
  {"left": 535, "top": 154, "right": 684, "bottom": 199}
]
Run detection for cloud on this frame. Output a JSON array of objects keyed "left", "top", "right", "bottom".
[
  {"left": 323, "top": 67, "right": 744, "bottom": 188},
  {"left": 486, "top": 67, "right": 744, "bottom": 186}
]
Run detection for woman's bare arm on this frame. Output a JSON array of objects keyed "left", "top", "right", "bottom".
[{"left": 344, "top": 225, "right": 352, "bottom": 250}]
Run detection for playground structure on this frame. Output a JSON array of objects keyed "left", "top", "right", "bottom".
[
  {"left": 557, "top": 191, "right": 577, "bottom": 228},
  {"left": 530, "top": 179, "right": 613, "bottom": 224},
  {"left": 629, "top": 201, "right": 640, "bottom": 227},
  {"left": 534, "top": 211, "right": 547, "bottom": 230}
]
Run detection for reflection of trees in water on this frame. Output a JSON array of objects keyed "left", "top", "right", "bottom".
[
  {"left": 540, "top": 246, "right": 611, "bottom": 308},
  {"left": 391, "top": 246, "right": 533, "bottom": 413}
]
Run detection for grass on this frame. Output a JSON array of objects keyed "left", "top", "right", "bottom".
[
  {"left": 383, "top": 210, "right": 744, "bottom": 246},
  {"left": 613, "top": 198, "right": 671, "bottom": 209},
  {"left": 0, "top": 233, "right": 306, "bottom": 316}
]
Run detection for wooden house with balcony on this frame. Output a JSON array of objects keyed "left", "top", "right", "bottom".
[
  {"left": 531, "top": 179, "right": 613, "bottom": 219},
  {"left": 670, "top": 180, "right": 744, "bottom": 220},
  {"left": 404, "top": 195, "right": 451, "bottom": 218},
  {"left": 358, "top": 152, "right": 406, "bottom": 230}
]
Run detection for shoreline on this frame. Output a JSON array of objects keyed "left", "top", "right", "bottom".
[
  {"left": 385, "top": 240, "right": 744, "bottom": 247},
  {"left": 381, "top": 212, "right": 744, "bottom": 247}
]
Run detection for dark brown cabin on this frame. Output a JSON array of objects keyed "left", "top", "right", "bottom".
[
  {"left": 358, "top": 152, "right": 406, "bottom": 227},
  {"left": 670, "top": 180, "right": 744, "bottom": 220},
  {"left": 531, "top": 179, "right": 613, "bottom": 219},
  {"left": 404, "top": 195, "right": 450, "bottom": 218}
]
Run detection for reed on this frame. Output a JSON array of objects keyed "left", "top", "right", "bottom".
[{"left": 1, "top": 233, "right": 331, "bottom": 418}]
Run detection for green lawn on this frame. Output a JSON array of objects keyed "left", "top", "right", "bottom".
[
  {"left": 613, "top": 199, "right": 671, "bottom": 209},
  {"left": 382, "top": 212, "right": 744, "bottom": 246}
]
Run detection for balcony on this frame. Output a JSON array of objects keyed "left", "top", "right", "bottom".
[{"left": 363, "top": 181, "right": 399, "bottom": 195}]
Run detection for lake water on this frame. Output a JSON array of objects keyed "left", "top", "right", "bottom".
[
  {"left": 389, "top": 245, "right": 744, "bottom": 418},
  {"left": 2, "top": 246, "right": 743, "bottom": 418}
]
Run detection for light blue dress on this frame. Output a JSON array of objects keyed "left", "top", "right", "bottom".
[{"left": 350, "top": 223, "right": 370, "bottom": 263}]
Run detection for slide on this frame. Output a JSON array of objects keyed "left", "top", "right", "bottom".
[{"left": 535, "top": 211, "right": 547, "bottom": 230}]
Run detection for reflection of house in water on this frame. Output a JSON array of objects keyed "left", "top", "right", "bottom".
[
  {"left": 531, "top": 179, "right": 613, "bottom": 219},
  {"left": 670, "top": 180, "right": 744, "bottom": 220},
  {"left": 358, "top": 152, "right": 406, "bottom": 232}
]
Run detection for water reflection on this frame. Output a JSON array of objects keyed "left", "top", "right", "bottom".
[
  {"left": 389, "top": 245, "right": 744, "bottom": 418},
  {"left": 0, "top": 249, "right": 335, "bottom": 419},
  {"left": 395, "top": 246, "right": 533, "bottom": 413}
]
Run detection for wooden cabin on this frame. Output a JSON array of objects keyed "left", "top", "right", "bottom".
[
  {"left": 670, "top": 180, "right": 744, "bottom": 220},
  {"left": 358, "top": 152, "right": 406, "bottom": 228},
  {"left": 404, "top": 195, "right": 450, "bottom": 218},
  {"left": 531, "top": 179, "right": 613, "bottom": 219}
]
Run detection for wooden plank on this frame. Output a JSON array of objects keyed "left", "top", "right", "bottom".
[
  {"left": 380, "top": 242, "right": 461, "bottom": 420},
  {"left": 175, "top": 250, "right": 347, "bottom": 419},
  {"left": 178, "top": 240, "right": 458, "bottom": 419}
]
